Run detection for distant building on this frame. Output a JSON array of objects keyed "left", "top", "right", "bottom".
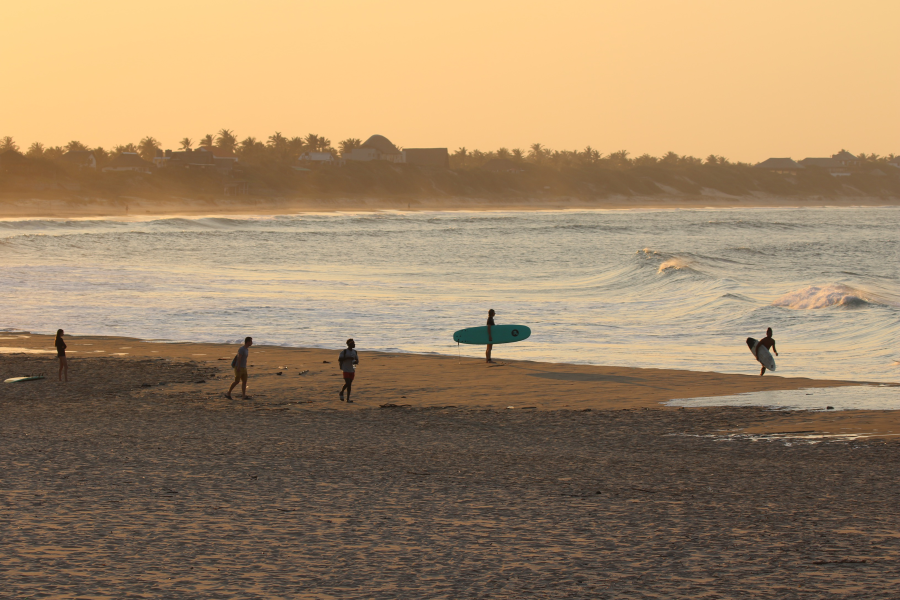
[
  {"left": 102, "top": 152, "right": 153, "bottom": 174},
  {"left": 63, "top": 150, "right": 97, "bottom": 169},
  {"left": 798, "top": 157, "right": 850, "bottom": 176},
  {"left": 345, "top": 135, "right": 404, "bottom": 163},
  {"left": 164, "top": 148, "right": 216, "bottom": 169},
  {"left": 754, "top": 158, "right": 804, "bottom": 175},
  {"left": 403, "top": 148, "right": 449, "bottom": 168},
  {"left": 888, "top": 156, "right": 900, "bottom": 169},
  {"left": 197, "top": 147, "right": 239, "bottom": 174},
  {"left": 298, "top": 152, "right": 337, "bottom": 163},
  {"left": 0, "top": 149, "right": 29, "bottom": 173},
  {"left": 831, "top": 150, "right": 861, "bottom": 167}
]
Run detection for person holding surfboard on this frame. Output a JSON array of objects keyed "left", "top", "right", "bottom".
[
  {"left": 339, "top": 339, "right": 359, "bottom": 402},
  {"left": 55, "top": 329, "right": 68, "bottom": 382},
  {"left": 226, "top": 337, "right": 253, "bottom": 400},
  {"left": 486, "top": 309, "right": 496, "bottom": 363},
  {"left": 756, "top": 328, "right": 778, "bottom": 376}
]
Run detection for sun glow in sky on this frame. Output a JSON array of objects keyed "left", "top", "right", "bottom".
[{"left": 3, "top": 0, "right": 898, "bottom": 161}]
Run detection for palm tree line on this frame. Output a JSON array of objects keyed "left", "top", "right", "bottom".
[{"left": 1, "top": 133, "right": 895, "bottom": 170}]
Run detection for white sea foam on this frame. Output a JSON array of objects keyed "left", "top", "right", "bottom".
[{"left": 773, "top": 284, "right": 873, "bottom": 309}]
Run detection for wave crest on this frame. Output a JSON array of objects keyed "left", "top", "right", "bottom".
[{"left": 773, "top": 284, "right": 874, "bottom": 309}]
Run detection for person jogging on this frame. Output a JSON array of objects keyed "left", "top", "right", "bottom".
[
  {"left": 339, "top": 338, "right": 359, "bottom": 403},
  {"left": 226, "top": 337, "right": 253, "bottom": 399},
  {"left": 55, "top": 329, "right": 68, "bottom": 382}
]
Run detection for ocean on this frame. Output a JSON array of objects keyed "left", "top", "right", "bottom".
[{"left": 1, "top": 207, "right": 898, "bottom": 382}]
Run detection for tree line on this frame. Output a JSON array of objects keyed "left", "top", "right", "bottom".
[{"left": 0, "top": 132, "right": 896, "bottom": 171}]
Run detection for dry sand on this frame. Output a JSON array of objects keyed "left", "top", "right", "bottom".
[
  {"left": 2, "top": 193, "right": 899, "bottom": 219},
  {"left": 2, "top": 334, "right": 899, "bottom": 598}
]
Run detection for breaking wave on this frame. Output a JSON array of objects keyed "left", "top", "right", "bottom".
[{"left": 773, "top": 284, "right": 876, "bottom": 310}]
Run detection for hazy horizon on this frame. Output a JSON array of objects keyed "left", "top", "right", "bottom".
[{"left": 3, "top": 0, "right": 898, "bottom": 162}]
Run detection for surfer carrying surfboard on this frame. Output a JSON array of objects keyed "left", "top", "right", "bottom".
[
  {"left": 756, "top": 328, "right": 778, "bottom": 376},
  {"left": 486, "top": 309, "right": 496, "bottom": 363},
  {"left": 746, "top": 328, "right": 778, "bottom": 376}
]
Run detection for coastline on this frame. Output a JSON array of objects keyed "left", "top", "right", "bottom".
[
  {"left": 2, "top": 193, "right": 899, "bottom": 219},
  {"left": 3, "top": 333, "right": 897, "bottom": 437}
]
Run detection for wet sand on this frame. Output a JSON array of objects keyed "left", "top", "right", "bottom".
[{"left": 2, "top": 335, "right": 899, "bottom": 597}]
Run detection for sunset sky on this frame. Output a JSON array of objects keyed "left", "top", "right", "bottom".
[{"left": 3, "top": 0, "right": 898, "bottom": 162}]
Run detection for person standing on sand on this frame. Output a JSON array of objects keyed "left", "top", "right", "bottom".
[
  {"left": 226, "top": 337, "right": 253, "bottom": 399},
  {"left": 339, "top": 339, "right": 359, "bottom": 403},
  {"left": 486, "top": 309, "right": 496, "bottom": 363},
  {"left": 55, "top": 329, "right": 68, "bottom": 382},
  {"left": 756, "top": 327, "right": 778, "bottom": 376}
]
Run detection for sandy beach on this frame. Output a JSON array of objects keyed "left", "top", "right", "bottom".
[{"left": 2, "top": 334, "right": 899, "bottom": 598}]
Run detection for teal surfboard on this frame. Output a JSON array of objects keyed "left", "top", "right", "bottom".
[{"left": 453, "top": 325, "right": 531, "bottom": 345}]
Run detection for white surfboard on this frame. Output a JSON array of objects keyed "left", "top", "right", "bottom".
[{"left": 746, "top": 338, "right": 776, "bottom": 371}]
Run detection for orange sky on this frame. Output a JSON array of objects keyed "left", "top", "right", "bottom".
[{"left": 3, "top": 0, "right": 898, "bottom": 162}]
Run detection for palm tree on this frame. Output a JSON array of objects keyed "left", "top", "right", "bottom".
[
  {"left": 511, "top": 148, "right": 524, "bottom": 162},
  {"left": 44, "top": 146, "right": 65, "bottom": 159},
  {"left": 528, "top": 143, "right": 545, "bottom": 163},
  {"left": 179, "top": 138, "right": 193, "bottom": 151},
  {"left": 339, "top": 138, "right": 362, "bottom": 156},
  {"left": 266, "top": 132, "right": 287, "bottom": 150},
  {"left": 199, "top": 134, "right": 215, "bottom": 149},
  {"left": 318, "top": 137, "right": 332, "bottom": 152},
  {"left": 65, "top": 140, "right": 89, "bottom": 152},
  {"left": 216, "top": 129, "right": 237, "bottom": 153},
  {"left": 26, "top": 142, "right": 45, "bottom": 157},
  {"left": 304, "top": 133, "right": 320, "bottom": 151},
  {"left": 0, "top": 136, "right": 18, "bottom": 153},
  {"left": 496, "top": 147, "right": 511, "bottom": 159},
  {"left": 138, "top": 137, "right": 160, "bottom": 161}
]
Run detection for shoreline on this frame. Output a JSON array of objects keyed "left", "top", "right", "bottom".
[
  {"left": 2, "top": 194, "right": 899, "bottom": 219},
  {"left": 3, "top": 333, "right": 898, "bottom": 438}
]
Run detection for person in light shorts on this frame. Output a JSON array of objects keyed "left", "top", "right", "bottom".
[
  {"left": 338, "top": 339, "right": 359, "bottom": 403},
  {"left": 227, "top": 337, "right": 253, "bottom": 399}
]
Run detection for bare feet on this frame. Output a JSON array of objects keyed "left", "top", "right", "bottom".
[{"left": 225, "top": 393, "right": 233, "bottom": 400}]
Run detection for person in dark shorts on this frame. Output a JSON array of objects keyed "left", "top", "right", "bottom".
[
  {"left": 486, "top": 309, "right": 496, "bottom": 363},
  {"left": 226, "top": 337, "right": 253, "bottom": 399},
  {"left": 55, "top": 329, "right": 68, "bottom": 382},
  {"left": 757, "top": 327, "right": 778, "bottom": 376},
  {"left": 339, "top": 339, "right": 359, "bottom": 403}
]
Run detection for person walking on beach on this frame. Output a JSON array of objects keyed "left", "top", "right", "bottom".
[
  {"left": 55, "top": 329, "right": 68, "bottom": 382},
  {"left": 756, "top": 327, "right": 778, "bottom": 376},
  {"left": 338, "top": 339, "right": 359, "bottom": 402},
  {"left": 486, "top": 309, "right": 496, "bottom": 363},
  {"left": 226, "top": 337, "right": 253, "bottom": 399}
]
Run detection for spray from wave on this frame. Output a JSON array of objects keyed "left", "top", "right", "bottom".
[{"left": 773, "top": 284, "right": 874, "bottom": 309}]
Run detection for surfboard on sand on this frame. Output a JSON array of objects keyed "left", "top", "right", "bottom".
[
  {"left": 4, "top": 375, "right": 46, "bottom": 383},
  {"left": 746, "top": 338, "right": 776, "bottom": 371},
  {"left": 453, "top": 325, "right": 531, "bottom": 345}
]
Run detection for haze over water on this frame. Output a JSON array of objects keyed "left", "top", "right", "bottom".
[{"left": 2, "top": 207, "right": 898, "bottom": 382}]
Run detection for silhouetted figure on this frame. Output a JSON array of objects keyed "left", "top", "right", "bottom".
[
  {"left": 227, "top": 337, "right": 253, "bottom": 399},
  {"left": 756, "top": 327, "right": 778, "bottom": 376},
  {"left": 339, "top": 338, "right": 359, "bottom": 402},
  {"left": 55, "top": 329, "right": 67, "bottom": 382},
  {"left": 486, "top": 309, "right": 496, "bottom": 363}
]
